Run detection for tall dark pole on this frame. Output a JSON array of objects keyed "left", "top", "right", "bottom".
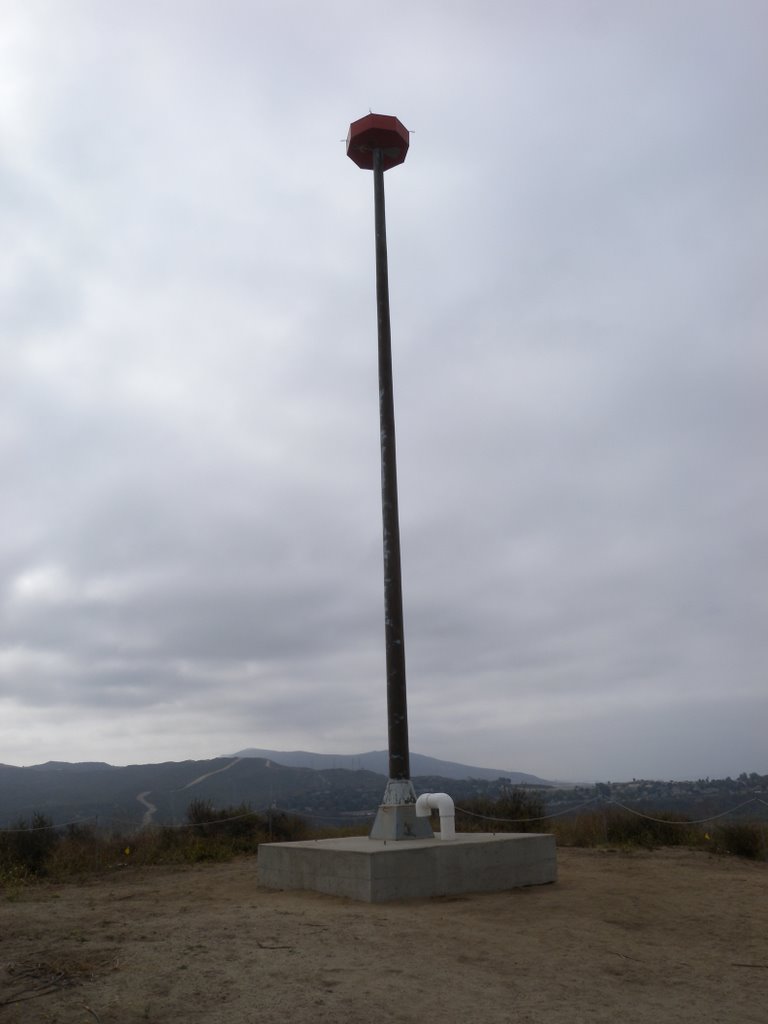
[
  {"left": 347, "top": 112, "right": 432, "bottom": 839},
  {"left": 373, "top": 145, "right": 410, "bottom": 783}
]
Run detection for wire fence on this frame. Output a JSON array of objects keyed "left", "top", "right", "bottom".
[
  {"left": 2, "top": 796, "right": 767, "bottom": 834},
  {"left": 454, "top": 795, "right": 603, "bottom": 823},
  {"left": 454, "top": 796, "right": 768, "bottom": 827},
  {"left": 0, "top": 806, "right": 368, "bottom": 834}
]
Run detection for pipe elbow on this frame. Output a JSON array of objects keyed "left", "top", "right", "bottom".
[{"left": 415, "top": 792, "right": 456, "bottom": 840}]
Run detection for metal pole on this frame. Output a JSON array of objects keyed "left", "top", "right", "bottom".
[
  {"left": 347, "top": 115, "right": 431, "bottom": 838},
  {"left": 372, "top": 146, "right": 410, "bottom": 782}
]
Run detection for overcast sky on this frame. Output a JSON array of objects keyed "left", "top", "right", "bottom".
[{"left": 1, "top": 1, "right": 765, "bottom": 782}]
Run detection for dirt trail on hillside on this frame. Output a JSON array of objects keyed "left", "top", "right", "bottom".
[{"left": 1, "top": 847, "right": 766, "bottom": 1024}]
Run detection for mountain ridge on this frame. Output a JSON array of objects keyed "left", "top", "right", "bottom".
[
  {"left": 228, "top": 748, "right": 552, "bottom": 785},
  {"left": 0, "top": 751, "right": 554, "bottom": 829}
]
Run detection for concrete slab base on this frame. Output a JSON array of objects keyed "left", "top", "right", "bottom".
[{"left": 257, "top": 833, "right": 557, "bottom": 903}]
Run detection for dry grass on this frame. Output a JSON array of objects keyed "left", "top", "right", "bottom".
[{"left": 2, "top": 797, "right": 766, "bottom": 890}]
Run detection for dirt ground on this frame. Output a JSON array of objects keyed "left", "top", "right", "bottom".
[{"left": 2, "top": 846, "right": 767, "bottom": 1024}]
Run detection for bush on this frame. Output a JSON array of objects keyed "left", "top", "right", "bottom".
[
  {"left": 552, "top": 809, "right": 701, "bottom": 850},
  {"left": 0, "top": 813, "right": 59, "bottom": 878},
  {"left": 0, "top": 801, "right": 313, "bottom": 884},
  {"left": 185, "top": 799, "right": 255, "bottom": 838},
  {"left": 2, "top": 801, "right": 764, "bottom": 885},
  {"left": 710, "top": 822, "right": 767, "bottom": 860},
  {"left": 455, "top": 789, "right": 546, "bottom": 833},
  {"left": 45, "top": 823, "right": 111, "bottom": 877},
  {"left": 553, "top": 810, "right": 610, "bottom": 848},
  {"left": 603, "top": 809, "right": 699, "bottom": 849},
  {"left": 184, "top": 799, "right": 308, "bottom": 846}
]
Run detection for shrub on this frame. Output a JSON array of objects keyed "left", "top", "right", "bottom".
[
  {"left": 185, "top": 799, "right": 259, "bottom": 837},
  {"left": 455, "top": 789, "right": 546, "bottom": 833},
  {"left": 0, "top": 813, "right": 59, "bottom": 878},
  {"left": 184, "top": 799, "right": 308, "bottom": 846},
  {"left": 710, "top": 822, "right": 767, "bottom": 860},
  {"left": 265, "top": 810, "right": 310, "bottom": 842},
  {"left": 552, "top": 809, "right": 701, "bottom": 850},
  {"left": 552, "top": 810, "right": 609, "bottom": 848},
  {"left": 0, "top": 801, "right": 313, "bottom": 883},
  {"left": 45, "top": 823, "right": 111, "bottom": 877},
  {"left": 603, "top": 809, "right": 699, "bottom": 849}
]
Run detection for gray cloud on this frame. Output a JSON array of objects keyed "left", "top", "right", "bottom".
[{"left": 1, "top": 1, "right": 765, "bottom": 781}]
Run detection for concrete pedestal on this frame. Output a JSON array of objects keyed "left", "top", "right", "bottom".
[{"left": 257, "top": 832, "right": 557, "bottom": 903}]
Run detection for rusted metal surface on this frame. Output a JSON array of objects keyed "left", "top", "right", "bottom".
[{"left": 346, "top": 113, "right": 409, "bottom": 171}]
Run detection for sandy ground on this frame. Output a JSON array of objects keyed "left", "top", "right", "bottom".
[{"left": 2, "top": 846, "right": 767, "bottom": 1024}]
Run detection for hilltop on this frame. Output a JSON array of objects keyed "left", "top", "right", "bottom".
[
  {"left": 227, "top": 747, "right": 552, "bottom": 784},
  {"left": 2, "top": 847, "right": 766, "bottom": 1023}
]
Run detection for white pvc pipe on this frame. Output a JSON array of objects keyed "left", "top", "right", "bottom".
[{"left": 415, "top": 792, "right": 456, "bottom": 841}]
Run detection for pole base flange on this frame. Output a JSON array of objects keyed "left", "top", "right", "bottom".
[{"left": 369, "top": 779, "right": 434, "bottom": 840}]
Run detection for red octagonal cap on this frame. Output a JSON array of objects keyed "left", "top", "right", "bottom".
[{"left": 346, "top": 113, "right": 410, "bottom": 171}]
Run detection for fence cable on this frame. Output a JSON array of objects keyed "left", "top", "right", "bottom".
[
  {"left": 454, "top": 795, "right": 603, "bottom": 823},
  {"left": 0, "top": 806, "right": 344, "bottom": 834},
  {"left": 453, "top": 795, "right": 766, "bottom": 827},
  {"left": 0, "top": 816, "right": 99, "bottom": 834},
  {"left": 607, "top": 797, "right": 763, "bottom": 826},
  {"left": 2, "top": 796, "right": 766, "bottom": 834}
]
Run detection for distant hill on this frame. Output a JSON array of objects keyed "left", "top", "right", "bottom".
[
  {"left": 28, "top": 761, "right": 117, "bottom": 773},
  {"left": 0, "top": 757, "right": 380, "bottom": 829},
  {"left": 229, "top": 748, "right": 553, "bottom": 786},
  {"left": 3, "top": 756, "right": 763, "bottom": 830},
  {"left": 0, "top": 751, "right": 553, "bottom": 829}
]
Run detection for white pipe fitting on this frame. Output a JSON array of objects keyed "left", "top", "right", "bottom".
[{"left": 415, "top": 792, "right": 456, "bottom": 841}]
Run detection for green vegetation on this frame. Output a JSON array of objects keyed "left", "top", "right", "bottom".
[
  {"left": 552, "top": 808, "right": 701, "bottom": 849},
  {"left": 1, "top": 795, "right": 766, "bottom": 890},
  {"left": 708, "top": 821, "right": 767, "bottom": 860},
  {"left": 0, "top": 801, "right": 311, "bottom": 884},
  {"left": 3, "top": 760, "right": 766, "bottom": 832},
  {"left": 551, "top": 807, "right": 767, "bottom": 859},
  {"left": 455, "top": 788, "right": 546, "bottom": 832},
  {"left": 455, "top": 790, "right": 767, "bottom": 860},
  {"left": 0, "top": 813, "right": 59, "bottom": 882}
]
